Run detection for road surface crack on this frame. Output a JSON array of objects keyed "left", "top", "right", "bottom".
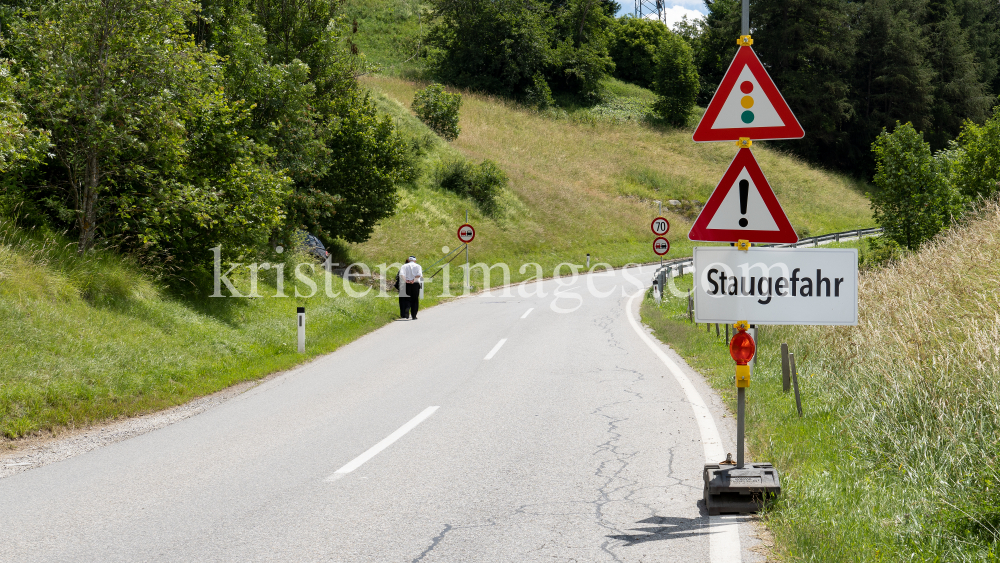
[{"left": 411, "top": 524, "right": 452, "bottom": 562}]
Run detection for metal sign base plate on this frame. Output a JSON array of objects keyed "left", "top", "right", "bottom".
[{"left": 703, "top": 462, "right": 781, "bottom": 515}]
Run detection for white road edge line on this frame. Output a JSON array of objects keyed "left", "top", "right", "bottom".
[
  {"left": 484, "top": 338, "right": 507, "bottom": 360},
  {"left": 624, "top": 288, "right": 742, "bottom": 563},
  {"left": 521, "top": 308, "right": 534, "bottom": 319},
  {"left": 326, "top": 406, "right": 439, "bottom": 482}
]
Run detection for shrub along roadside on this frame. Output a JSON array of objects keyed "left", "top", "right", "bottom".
[{"left": 641, "top": 207, "right": 1000, "bottom": 559}]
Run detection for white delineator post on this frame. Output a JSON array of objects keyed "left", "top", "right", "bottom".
[{"left": 297, "top": 306, "right": 305, "bottom": 353}]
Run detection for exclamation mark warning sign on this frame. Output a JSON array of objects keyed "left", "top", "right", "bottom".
[
  {"left": 738, "top": 179, "right": 749, "bottom": 227},
  {"left": 688, "top": 148, "right": 799, "bottom": 244},
  {"left": 705, "top": 168, "right": 780, "bottom": 231}
]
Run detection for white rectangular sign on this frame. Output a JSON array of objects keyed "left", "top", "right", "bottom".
[{"left": 692, "top": 247, "right": 858, "bottom": 325}]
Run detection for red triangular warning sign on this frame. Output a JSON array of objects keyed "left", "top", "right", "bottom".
[
  {"left": 688, "top": 148, "right": 798, "bottom": 243},
  {"left": 693, "top": 46, "right": 804, "bottom": 142}
]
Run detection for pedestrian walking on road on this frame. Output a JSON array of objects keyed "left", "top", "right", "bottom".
[{"left": 399, "top": 256, "right": 423, "bottom": 320}]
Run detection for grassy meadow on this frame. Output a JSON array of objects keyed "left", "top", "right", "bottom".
[{"left": 642, "top": 209, "right": 1000, "bottom": 560}]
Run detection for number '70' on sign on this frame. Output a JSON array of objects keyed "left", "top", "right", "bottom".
[{"left": 651, "top": 217, "right": 670, "bottom": 236}]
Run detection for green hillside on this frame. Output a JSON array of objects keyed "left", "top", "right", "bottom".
[{"left": 347, "top": 74, "right": 873, "bottom": 288}]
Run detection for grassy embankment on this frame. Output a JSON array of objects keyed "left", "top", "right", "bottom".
[
  {"left": 0, "top": 223, "right": 417, "bottom": 440},
  {"left": 642, "top": 211, "right": 1000, "bottom": 560}
]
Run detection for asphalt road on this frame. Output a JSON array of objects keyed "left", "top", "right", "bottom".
[{"left": 0, "top": 265, "right": 764, "bottom": 562}]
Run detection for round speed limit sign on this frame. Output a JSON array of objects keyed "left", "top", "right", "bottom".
[
  {"left": 653, "top": 237, "right": 670, "bottom": 256},
  {"left": 457, "top": 223, "right": 476, "bottom": 243},
  {"left": 651, "top": 217, "right": 670, "bottom": 236}
]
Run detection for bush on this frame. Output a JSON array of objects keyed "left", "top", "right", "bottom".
[
  {"left": 436, "top": 158, "right": 508, "bottom": 215},
  {"left": 608, "top": 16, "right": 670, "bottom": 88},
  {"left": 953, "top": 104, "right": 1000, "bottom": 200},
  {"left": 870, "top": 122, "right": 965, "bottom": 250},
  {"left": 525, "top": 72, "right": 555, "bottom": 109},
  {"left": 859, "top": 236, "right": 903, "bottom": 270},
  {"left": 412, "top": 83, "right": 462, "bottom": 141},
  {"left": 652, "top": 33, "right": 700, "bottom": 127}
]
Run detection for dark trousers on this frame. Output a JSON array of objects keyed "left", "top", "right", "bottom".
[{"left": 400, "top": 282, "right": 420, "bottom": 318}]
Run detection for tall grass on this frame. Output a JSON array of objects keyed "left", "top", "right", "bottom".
[{"left": 642, "top": 207, "right": 1000, "bottom": 560}]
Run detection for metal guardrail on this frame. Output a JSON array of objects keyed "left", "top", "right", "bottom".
[{"left": 650, "top": 227, "right": 884, "bottom": 284}]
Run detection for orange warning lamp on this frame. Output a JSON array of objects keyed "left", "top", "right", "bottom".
[{"left": 730, "top": 321, "right": 755, "bottom": 387}]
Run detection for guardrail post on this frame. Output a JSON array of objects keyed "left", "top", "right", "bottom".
[{"left": 835, "top": 233, "right": 840, "bottom": 243}]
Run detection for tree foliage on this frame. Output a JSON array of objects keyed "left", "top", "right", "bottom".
[
  {"left": 0, "top": 55, "right": 46, "bottom": 175},
  {"left": 608, "top": 16, "right": 670, "bottom": 89},
  {"left": 426, "top": 0, "right": 615, "bottom": 100},
  {"left": 953, "top": 104, "right": 1000, "bottom": 200},
  {"left": 12, "top": 0, "right": 289, "bottom": 263},
  {"left": 435, "top": 158, "right": 508, "bottom": 216},
  {"left": 0, "top": 0, "right": 414, "bottom": 277},
  {"left": 652, "top": 33, "right": 699, "bottom": 127},
  {"left": 426, "top": 0, "right": 551, "bottom": 99},
  {"left": 870, "top": 122, "right": 964, "bottom": 249},
  {"left": 691, "top": 0, "right": 739, "bottom": 105},
  {"left": 687, "top": 0, "right": 1000, "bottom": 177}
]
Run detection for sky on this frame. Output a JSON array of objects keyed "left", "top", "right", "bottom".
[{"left": 615, "top": 2, "right": 707, "bottom": 28}]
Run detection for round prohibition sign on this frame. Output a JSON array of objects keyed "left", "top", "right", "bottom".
[
  {"left": 653, "top": 237, "right": 670, "bottom": 256},
  {"left": 651, "top": 217, "right": 670, "bottom": 236},
  {"left": 457, "top": 223, "right": 476, "bottom": 243}
]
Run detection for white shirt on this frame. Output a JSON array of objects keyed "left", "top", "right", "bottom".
[{"left": 401, "top": 262, "right": 422, "bottom": 283}]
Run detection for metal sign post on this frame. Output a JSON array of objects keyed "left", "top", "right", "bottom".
[
  {"left": 458, "top": 212, "right": 475, "bottom": 290},
  {"left": 693, "top": 1, "right": 808, "bottom": 513},
  {"left": 742, "top": 0, "right": 749, "bottom": 36}
]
